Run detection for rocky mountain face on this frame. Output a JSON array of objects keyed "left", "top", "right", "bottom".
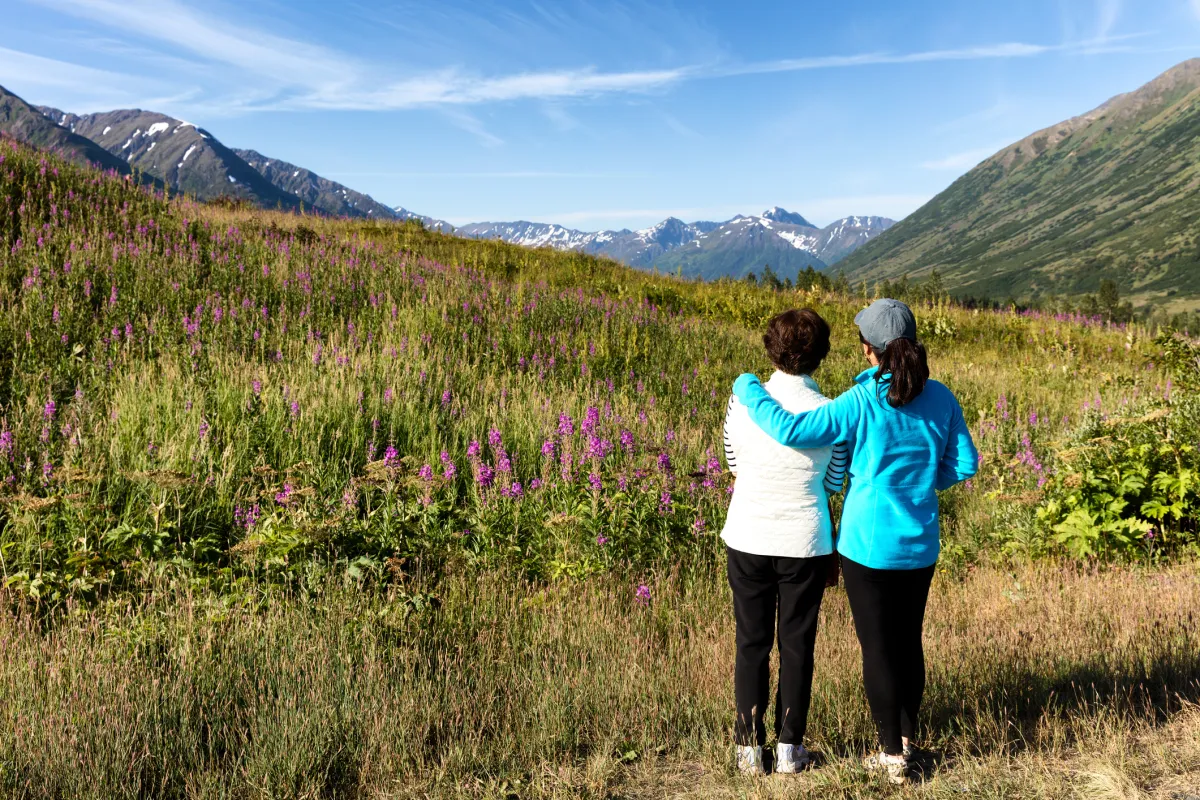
[
  {"left": 458, "top": 211, "right": 893, "bottom": 280},
  {"left": 393, "top": 207, "right": 456, "bottom": 233},
  {"left": 837, "top": 58, "right": 1200, "bottom": 308},
  {"left": 0, "top": 86, "right": 147, "bottom": 181},
  {"left": 234, "top": 149, "right": 397, "bottom": 219},
  {"left": 35, "top": 105, "right": 301, "bottom": 210},
  {"left": 8, "top": 95, "right": 396, "bottom": 219}
]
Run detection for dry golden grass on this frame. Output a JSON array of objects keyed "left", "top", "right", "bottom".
[{"left": 0, "top": 560, "right": 1196, "bottom": 798}]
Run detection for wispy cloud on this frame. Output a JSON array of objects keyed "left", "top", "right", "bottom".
[
  {"left": 660, "top": 112, "right": 702, "bottom": 139},
  {"left": 716, "top": 33, "right": 1148, "bottom": 79},
  {"left": 1095, "top": 0, "right": 1122, "bottom": 38},
  {"left": 920, "top": 144, "right": 1006, "bottom": 171},
  {"left": 15, "top": 0, "right": 1157, "bottom": 124},
  {"left": 323, "top": 171, "right": 643, "bottom": 178},
  {"left": 438, "top": 108, "right": 505, "bottom": 148}
]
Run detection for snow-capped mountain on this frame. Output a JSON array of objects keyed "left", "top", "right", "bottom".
[
  {"left": 456, "top": 209, "right": 894, "bottom": 281},
  {"left": 454, "top": 217, "right": 721, "bottom": 267},
  {"left": 34, "top": 105, "right": 302, "bottom": 211},
  {"left": 394, "top": 207, "right": 456, "bottom": 233}
]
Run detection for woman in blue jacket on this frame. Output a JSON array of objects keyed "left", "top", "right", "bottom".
[{"left": 731, "top": 298, "right": 978, "bottom": 783}]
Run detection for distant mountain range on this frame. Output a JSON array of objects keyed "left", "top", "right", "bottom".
[
  {"left": 838, "top": 58, "right": 1200, "bottom": 309},
  {"left": 0, "top": 82, "right": 892, "bottom": 280},
  {"left": 455, "top": 208, "right": 894, "bottom": 280}
]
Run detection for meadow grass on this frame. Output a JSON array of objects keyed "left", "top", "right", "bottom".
[
  {"left": 0, "top": 561, "right": 1196, "bottom": 797},
  {"left": 1, "top": 136, "right": 1198, "bottom": 797}
]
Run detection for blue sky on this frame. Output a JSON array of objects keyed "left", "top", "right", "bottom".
[{"left": 2, "top": 0, "right": 1198, "bottom": 230}]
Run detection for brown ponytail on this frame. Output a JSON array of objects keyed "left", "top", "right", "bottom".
[{"left": 861, "top": 334, "right": 929, "bottom": 407}]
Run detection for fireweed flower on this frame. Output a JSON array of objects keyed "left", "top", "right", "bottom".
[
  {"left": 588, "top": 472, "right": 602, "bottom": 492},
  {"left": 384, "top": 446, "right": 400, "bottom": 469},
  {"left": 596, "top": 535, "right": 608, "bottom": 545},
  {"left": 581, "top": 406, "right": 600, "bottom": 436},
  {"left": 476, "top": 463, "right": 495, "bottom": 489},
  {"left": 541, "top": 439, "right": 556, "bottom": 458},
  {"left": 43, "top": 399, "right": 56, "bottom": 420},
  {"left": 529, "top": 478, "right": 543, "bottom": 491},
  {"left": 620, "top": 430, "right": 635, "bottom": 453},
  {"left": 657, "top": 452, "right": 672, "bottom": 473},
  {"left": 234, "top": 504, "right": 261, "bottom": 529},
  {"left": 467, "top": 440, "right": 482, "bottom": 460},
  {"left": 659, "top": 490, "right": 672, "bottom": 512},
  {"left": 497, "top": 454, "right": 512, "bottom": 473},
  {"left": 198, "top": 419, "right": 210, "bottom": 441},
  {"left": 252, "top": 380, "right": 262, "bottom": 396},
  {"left": 441, "top": 389, "right": 452, "bottom": 407},
  {"left": 418, "top": 464, "right": 434, "bottom": 480},
  {"left": 557, "top": 413, "right": 575, "bottom": 437},
  {"left": 488, "top": 428, "right": 503, "bottom": 448},
  {"left": 290, "top": 401, "right": 300, "bottom": 419},
  {"left": 275, "top": 484, "right": 293, "bottom": 504},
  {"left": 635, "top": 584, "right": 651, "bottom": 606},
  {"left": 587, "top": 436, "right": 605, "bottom": 460}
]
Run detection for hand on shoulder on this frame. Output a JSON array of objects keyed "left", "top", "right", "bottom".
[{"left": 732, "top": 373, "right": 762, "bottom": 400}]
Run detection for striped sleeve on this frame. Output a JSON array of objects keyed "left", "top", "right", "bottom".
[
  {"left": 823, "top": 441, "right": 848, "bottom": 494},
  {"left": 723, "top": 395, "right": 738, "bottom": 475}
]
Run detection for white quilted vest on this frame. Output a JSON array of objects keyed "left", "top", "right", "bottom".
[{"left": 720, "top": 371, "right": 836, "bottom": 558}]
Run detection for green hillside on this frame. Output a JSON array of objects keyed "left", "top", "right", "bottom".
[{"left": 839, "top": 58, "right": 1200, "bottom": 311}]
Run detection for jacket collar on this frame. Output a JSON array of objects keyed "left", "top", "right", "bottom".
[{"left": 854, "top": 366, "right": 881, "bottom": 385}]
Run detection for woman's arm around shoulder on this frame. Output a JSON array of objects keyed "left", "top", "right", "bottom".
[{"left": 731, "top": 373, "right": 859, "bottom": 448}]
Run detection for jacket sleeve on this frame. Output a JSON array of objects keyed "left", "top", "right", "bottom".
[
  {"left": 731, "top": 373, "right": 854, "bottom": 448},
  {"left": 936, "top": 397, "right": 979, "bottom": 490},
  {"left": 823, "top": 441, "right": 848, "bottom": 494},
  {"left": 722, "top": 395, "right": 738, "bottom": 476}
]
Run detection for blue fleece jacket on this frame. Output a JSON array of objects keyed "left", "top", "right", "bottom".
[{"left": 732, "top": 366, "right": 979, "bottom": 570}]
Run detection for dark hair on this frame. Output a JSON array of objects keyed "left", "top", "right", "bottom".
[
  {"left": 764, "top": 309, "right": 831, "bottom": 375},
  {"left": 860, "top": 333, "right": 929, "bottom": 407}
]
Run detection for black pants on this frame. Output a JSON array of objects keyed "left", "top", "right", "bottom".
[
  {"left": 727, "top": 546, "right": 828, "bottom": 747},
  {"left": 840, "top": 555, "right": 936, "bottom": 755}
]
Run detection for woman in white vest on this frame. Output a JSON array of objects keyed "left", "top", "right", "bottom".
[{"left": 721, "top": 308, "right": 846, "bottom": 776}]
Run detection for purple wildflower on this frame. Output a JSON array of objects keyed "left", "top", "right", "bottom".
[
  {"left": 384, "top": 446, "right": 400, "bottom": 469},
  {"left": 476, "top": 463, "right": 495, "bottom": 489},
  {"left": 596, "top": 535, "right": 609, "bottom": 546},
  {"left": 581, "top": 406, "right": 600, "bottom": 436},
  {"left": 635, "top": 584, "right": 651, "bottom": 606},
  {"left": 588, "top": 472, "right": 602, "bottom": 492},
  {"left": 274, "top": 484, "right": 293, "bottom": 504},
  {"left": 557, "top": 413, "right": 575, "bottom": 437}
]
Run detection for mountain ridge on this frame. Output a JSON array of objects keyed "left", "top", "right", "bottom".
[
  {"left": 456, "top": 211, "right": 894, "bottom": 280},
  {"left": 838, "top": 58, "right": 1200, "bottom": 309}
]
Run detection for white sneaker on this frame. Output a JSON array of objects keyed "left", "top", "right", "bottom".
[
  {"left": 736, "top": 745, "right": 765, "bottom": 776},
  {"left": 775, "top": 742, "right": 812, "bottom": 773},
  {"left": 863, "top": 751, "right": 908, "bottom": 784}
]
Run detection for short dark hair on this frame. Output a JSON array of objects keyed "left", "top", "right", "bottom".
[{"left": 763, "top": 309, "right": 831, "bottom": 376}]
